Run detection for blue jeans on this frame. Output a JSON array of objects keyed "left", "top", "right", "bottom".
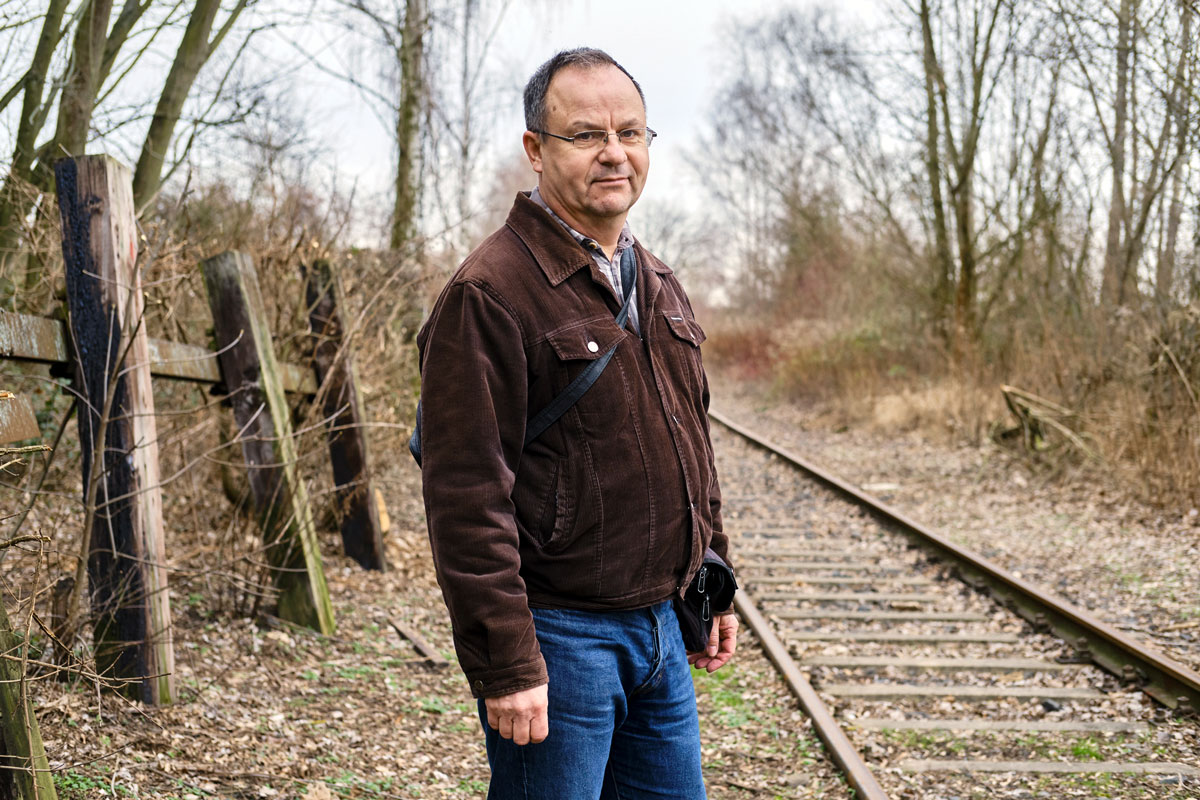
[{"left": 478, "top": 600, "right": 706, "bottom": 799}]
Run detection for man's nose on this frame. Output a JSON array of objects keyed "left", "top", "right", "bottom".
[{"left": 597, "top": 133, "right": 628, "bottom": 164}]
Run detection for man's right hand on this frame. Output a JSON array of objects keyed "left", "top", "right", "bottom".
[{"left": 484, "top": 684, "right": 549, "bottom": 745}]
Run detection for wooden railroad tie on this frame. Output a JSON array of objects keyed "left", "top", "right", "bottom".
[
  {"left": 899, "top": 759, "right": 1200, "bottom": 775},
  {"left": 762, "top": 591, "right": 941, "bottom": 603},
  {"left": 749, "top": 575, "right": 933, "bottom": 586},
  {"left": 788, "top": 631, "right": 1020, "bottom": 643},
  {"left": 819, "top": 684, "right": 1103, "bottom": 701},
  {"left": 802, "top": 655, "right": 1077, "bottom": 671},
  {"left": 852, "top": 718, "right": 1148, "bottom": 733}
]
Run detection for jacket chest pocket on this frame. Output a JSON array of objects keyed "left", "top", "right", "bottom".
[
  {"left": 543, "top": 319, "right": 630, "bottom": 424},
  {"left": 660, "top": 311, "right": 707, "bottom": 389}
]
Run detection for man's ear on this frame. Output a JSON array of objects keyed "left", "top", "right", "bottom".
[{"left": 522, "top": 131, "right": 544, "bottom": 175}]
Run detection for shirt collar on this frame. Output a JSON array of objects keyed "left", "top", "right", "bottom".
[{"left": 530, "top": 186, "right": 635, "bottom": 258}]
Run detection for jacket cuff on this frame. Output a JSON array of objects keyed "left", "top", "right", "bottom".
[{"left": 465, "top": 657, "right": 549, "bottom": 699}]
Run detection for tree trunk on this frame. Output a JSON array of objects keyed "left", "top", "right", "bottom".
[
  {"left": 920, "top": 0, "right": 955, "bottom": 338},
  {"left": 1156, "top": 0, "right": 1192, "bottom": 307},
  {"left": 98, "top": 0, "right": 154, "bottom": 90},
  {"left": 952, "top": 167, "right": 977, "bottom": 339},
  {"left": 131, "top": 0, "right": 247, "bottom": 211},
  {"left": 0, "top": 0, "right": 70, "bottom": 279},
  {"left": 1101, "top": 0, "right": 1133, "bottom": 307},
  {"left": 391, "top": 0, "right": 427, "bottom": 251},
  {"left": 49, "top": 0, "right": 116, "bottom": 166}
]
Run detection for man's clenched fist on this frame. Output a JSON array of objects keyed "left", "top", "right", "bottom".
[{"left": 484, "top": 684, "right": 549, "bottom": 745}]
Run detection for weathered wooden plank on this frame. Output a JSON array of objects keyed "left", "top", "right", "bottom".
[
  {"left": 144, "top": 337, "right": 220, "bottom": 383},
  {"left": 0, "top": 311, "right": 315, "bottom": 392},
  {"left": 898, "top": 759, "right": 1200, "bottom": 775},
  {"left": 0, "top": 603, "right": 58, "bottom": 800},
  {"left": 802, "top": 655, "right": 1076, "bottom": 671},
  {"left": 202, "top": 250, "right": 334, "bottom": 635},
  {"left": 390, "top": 620, "right": 449, "bottom": 667},
  {"left": 55, "top": 154, "right": 174, "bottom": 705},
  {"left": 853, "top": 718, "right": 1147, "bottom": 733},
  {"left": 0, "top": 392, "right": 40, "bottom": 445},
  {"left": 0, "top": 311, "right": 67, "bottom": 362},
  {"left": 304, "top": 259, "right": 386, "bottom": 570},
  {"left": 821, "top": 684, "right": 1102, "bottom": 700},
  {"left": 280, "top": 362, "right": 317, "bottom": 396}
]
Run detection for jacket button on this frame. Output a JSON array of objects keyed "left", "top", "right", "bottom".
[
  {"left": 587, "top": 341, "right": 599, "bottom": 353},
  {"left": 474, "top": 680, "right": 484, "bottom": 690}
]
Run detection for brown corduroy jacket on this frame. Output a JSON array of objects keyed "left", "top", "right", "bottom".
[{"left": 416, "top": 192, "right": 727, "bottom": 698}]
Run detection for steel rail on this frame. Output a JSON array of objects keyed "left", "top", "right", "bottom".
[
  {"left": 733, "top": 591, "right": 890, "bottom": 800},
  {"left": 711, "top": 409, "right": 1200, "bottom": 713}
]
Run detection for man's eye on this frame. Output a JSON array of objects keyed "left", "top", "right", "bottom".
[
  {"left": 574, "top": 131, "right": 601, "bottom": 142},
  {"left": 618, "top": 129, "right": 640, "bottom": 140}
]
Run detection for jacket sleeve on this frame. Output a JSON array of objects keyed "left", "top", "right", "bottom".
[{"left": 418, "top": 279, "right": 547, "bottom": 698}]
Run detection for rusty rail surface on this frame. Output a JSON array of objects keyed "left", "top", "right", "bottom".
[
  {"left": 711, "top": 408, "right": 1200, "bottom": 713},
  {"left": 734, "top": 591, "right": 890, "bottom": 800}
]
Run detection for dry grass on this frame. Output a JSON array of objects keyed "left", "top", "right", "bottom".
[{"left": 703, "top": 298, "right": 1200, "bottom": 510}]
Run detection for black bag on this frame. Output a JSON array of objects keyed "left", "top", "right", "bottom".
[
  {"left": 409, "top": 247, "right": 637, "bottom": 467},
  {"left": 674, "top": 548, "right": 737, "bottom": 653}
]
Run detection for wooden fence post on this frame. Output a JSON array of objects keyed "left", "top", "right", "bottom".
[
  {"left": 55, "top": 154, "right": 175, "bottom": 705},
  {"left": 303, "top": 259, "right": 387, "bottom": 571},
  {"left": 0, "top": 604, "right": 57, "bottom": 800},
  {"left": 201, "top": 251, "right": 335, "bottom": 635},
  {"left": 0, "top": 399, "right": 57, "bottom": 800}
]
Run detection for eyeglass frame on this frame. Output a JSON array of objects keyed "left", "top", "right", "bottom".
[{"left": 530, "top": 127, "right": 658, "bottom": 149}]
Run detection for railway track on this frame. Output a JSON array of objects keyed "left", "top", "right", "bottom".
[{"left": 709, "top": 410, "right": 1200, "bottom": 799}]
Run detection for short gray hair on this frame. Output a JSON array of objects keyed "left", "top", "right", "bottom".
[{"left": 523, "top": 48, "right": 646, "bottom": 132}]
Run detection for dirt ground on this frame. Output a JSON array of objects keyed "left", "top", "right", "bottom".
[
  {"left": 12, "top": 371, "right": 1200, "bottom": 799},
  {"left": 22, "top": 433, "right": 845, "bottom": 800}
]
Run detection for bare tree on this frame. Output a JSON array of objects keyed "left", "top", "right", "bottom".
[
  {"left": 0, "top": 0, "right": 260, "bottom": 296},
  {"left": 131, "top": 0, "right": 250, "bottom": 212}
]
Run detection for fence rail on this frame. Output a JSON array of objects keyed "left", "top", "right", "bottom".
[{"left": 0, "top": 309, "right": 317, "bottom": 393}]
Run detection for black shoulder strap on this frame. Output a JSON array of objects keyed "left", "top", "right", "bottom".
[
  {"left": 409, "top": 246, "right": 637, "bottom": 466},
  {"left": 523, "top": 246, "right": 636, "bottom": 446}
]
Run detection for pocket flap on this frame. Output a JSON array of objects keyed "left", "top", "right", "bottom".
[
  {"left": 546, "top": 322, "right": 625, "bottom": 361},
  {"left": 662, "top": 312, "right": 706, "bottom": 347}
]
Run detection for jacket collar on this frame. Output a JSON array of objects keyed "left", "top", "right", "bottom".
[{"left": 505, "top": 192, "right": 672, "bottom": 286}]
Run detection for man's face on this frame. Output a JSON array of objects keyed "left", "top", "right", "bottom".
[{"left": 523, "top": 64, "right": 649, "bottom": 234}]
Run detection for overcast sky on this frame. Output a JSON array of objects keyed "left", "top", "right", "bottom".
[{"left": 291, "top": 0, "right": 878, "bottom": 236}]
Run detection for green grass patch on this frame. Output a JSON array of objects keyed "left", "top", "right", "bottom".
[{"left": 1070, "top": 737, "right": 1104, "bottom": 760}]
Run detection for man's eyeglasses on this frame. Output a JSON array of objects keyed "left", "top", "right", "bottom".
[{"left": 531, "top": 127, "right": 657, "bottom": 150}]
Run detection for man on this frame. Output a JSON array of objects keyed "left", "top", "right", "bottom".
[{"left": 416, "top": 47, "right": 736, "bottom": 799}]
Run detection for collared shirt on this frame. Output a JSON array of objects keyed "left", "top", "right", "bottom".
[{"left": 530, "top": 186, "right": 640, "bottom": 334}]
